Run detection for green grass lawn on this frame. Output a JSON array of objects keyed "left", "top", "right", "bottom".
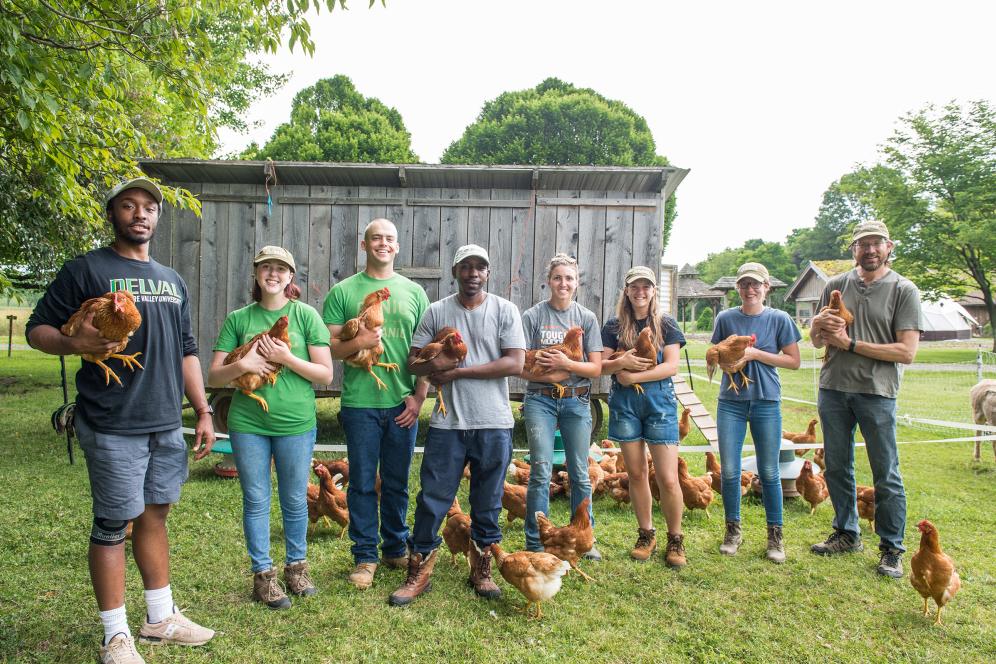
[{"left": 1, "top": 350, "right": 995, "bottom": 663}]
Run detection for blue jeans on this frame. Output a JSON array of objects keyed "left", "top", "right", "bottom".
[
  {"left": 409, "top": 427, "right": 512, "bottom": 555},
  {"left": 716, "top": 399, "right": 783, "bottom": 525},
  {"left": 339, "top": 404, "right": 418, "bottom": 564},
  {"left": 230, "top": 428, "right": 316, "bottom": 573},
  {"left": 818, "top": 389, "right": 906, "bottom": 552},
  {"left": 523, "top": 392, "right": 594, "bottom": 551}
]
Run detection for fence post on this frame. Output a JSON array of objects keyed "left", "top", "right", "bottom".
[
  {"left": 6, "top": 315, "right": 15, "bottom": 357},
  {"left": 978, "top": 347, "right": 984, "bottom": 383}
]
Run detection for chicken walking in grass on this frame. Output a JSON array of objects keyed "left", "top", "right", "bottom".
[
  {"left": 60, "top": 291, "right": 144, "bottom": 386},
  {"left": 536, "top": 497, "right": 595, "bottom": 582},
  {"left": 910, "top": 520, "right": 961, "bottom": 625},
  {"left": 491, "top": 543, "right": 570, "bottom": 620},
  {"left": 443, "top": 498, "right": 472, "bottom": 567},
  {"left": 796, "top": 460, "right": 828, "bottom": 515}
]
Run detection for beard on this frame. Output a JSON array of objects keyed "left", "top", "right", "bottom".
[{"left": 111, "top": 213, "right": 155, "bottom": 245}]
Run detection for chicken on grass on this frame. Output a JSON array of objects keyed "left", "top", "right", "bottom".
[{"left": 491, "top": 543, "right": 570, "bottom": 620}]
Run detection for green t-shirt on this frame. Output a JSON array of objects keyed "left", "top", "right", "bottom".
[
  {"left": 213, "top": 300, "right": 330, "bottom": 436},
  {"left": 323, "top": 271, "right": 429, "bottom": 408}
]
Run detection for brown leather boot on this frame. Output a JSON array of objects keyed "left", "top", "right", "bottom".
[
  {"left": 388, "top": 550, "right": 438, "bottom": 607},
  {"left": 630, "top": 527, "right": 657, "bottom": 562},
  {"left": 284, "top": 561, "right": 317, "bottom": 597},
  {"left": 252, "top": 568, "right": 290, "bottom": 610},
  {"left": 467, "top": 541, "right": 502, "bottom": 599},
  {"left": 664, "top": 532, "right": 687, "bottom": 569}
]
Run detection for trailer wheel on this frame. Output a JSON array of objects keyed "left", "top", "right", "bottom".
[{"left": 209, "top": 392, "right": 232, "bottom": 434}]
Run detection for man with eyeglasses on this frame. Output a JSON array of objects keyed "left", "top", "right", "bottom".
[{"left": 808, "top": 220, "right": 923, "bottom": 578}]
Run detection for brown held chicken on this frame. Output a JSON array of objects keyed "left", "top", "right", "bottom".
[
  {"left": 910, "top": 520, "right": 961, "bottom": 625},
  {"left": 491, "top": 543, "right": 570, "bottom": 620},
  {"left": 796, "top": 460, "right": 828, "bottom": 515},
  {"left": 411, "top": 327, "right": 467, "bottom": 417},
  {"left": 608, "top": 326, "right": 659, "bottom": 395},
  {"left": 536, "top": 497, "right": 594, "bottom": 582},
  {"left": 223, "top": 315, "right": 290, "bottom": 412},
  {"left": 60, "top": 291, "right": 143, "bottom": 386},
  {"left": 336, "top": 288, "right": 398, "bottom": 390},
  {"left": 820, "top": 289, "right": 854, "bottom": 362},
  {"left": 786, "top": 418, "right": 819, "bottom": 457},
  {"left": 706, "top": 334, "right": 756, "bottom": 395},
  {"left": 523, "top": 326, "right": 585, "bottom": 398},
  {"left": 677, "top": 457, "right": 713, "bottom": 518},
  {"left": 442, "top": 498, "right": 472, "bottom": 567}
]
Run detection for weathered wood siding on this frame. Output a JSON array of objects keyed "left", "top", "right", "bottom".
[{"left": 154, "top": 183, "right": 667, "bottom": 397}]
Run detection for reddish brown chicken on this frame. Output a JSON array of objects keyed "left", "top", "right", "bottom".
[
  {"left": 706, "top": 334, "right": 756, "bottom": 395},
  {"left": 490, "top": 543, "right": 570, "bottom": 620},
  {"left": 607, "top": 327, "right": 659, "bottom": 395},
  {"left": 536, "top": 497, "right": 595, "bottom": 582},
  {"left": 312, "top": 462, "right": 349, "bottom": 537},
  {"left": 314, "top": 458, "right": 350, "bottom": 486},
  {"left": 910, "top": 520, "right": 961, "bottom": 625},
  {"left": 813, "top": 448, "right": 826, "bottom": 471},
  {"left": 523, "top": 326, "right": 585, "bottom": 398},
  {"left": 678, "top": 407, "right": 692, "bottom": 441},
  {"left": 502, "top": 482, "right": 528, "bottom": 525},
  {"left": 336, "top": 288, "right": 398, "bottom": 390},
  {"left": 442, "top": 498, "right": 472, "bottom": 567},
  {"left": 856, "top": 485, "right": 876, "bottom": 530},
  {"left": 223, "top": 316, "right": 290, "bottom": 412},
  {"left": 820, "top": 290, "right": 854, "bottom": 362},
  {"left": 677, "top": 457, "right": 713, "bottom": 518},
  {"left": 60, "top": 291, "right": 143, "bottom": 386},
  {"left": 411, "top": 327, "right": 467, "bottom": 417},
  {"left": 796, "top": 460, "right": 829, "bottom": 515},
  {"left": 786, "top": 418, "right": 819, "bottom": 456},
  {"left": 705, "top": 452, "right": 723, "bottom": 493}
]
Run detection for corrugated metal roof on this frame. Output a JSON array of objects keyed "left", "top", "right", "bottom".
[{"left": 139, "top": 159, "right": 689, "bottom": 193}]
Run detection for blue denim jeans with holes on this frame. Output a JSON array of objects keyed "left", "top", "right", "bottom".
[
  {"left": 230, "top": 428, "right": 316, "bottom": 573},
  {"left": 818, "top": 388, "right": 906, "bottom": 552},
  {"left": 716, "top": 399, "right": 783, "bottom": 525},
  {"left": 523, "top": 392, "right": 594, "bottom": 551}
]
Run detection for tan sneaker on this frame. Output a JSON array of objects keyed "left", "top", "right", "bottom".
[
  {"left": 138, "top": 610, "right": 214, "bottom": 646},
  {"left": 630, "top": 527, "right": 657, "bottom": 562},
  {"left": 251, "top": 568, "right": 290, "bottom": 610},
  {"left": 382, "top": 553, "right": 409, "bottom": 569},
  {"left": 99, "top": 634, "right": 145, "bottom": 663},
  {"left": 664, "top": 533, "right": 687, "bottom": 569},
  {"left": 284, "top": 561, "right": 317, "bottom": 597},
  {"left": 348, "top": 562, "right": 378, "bottom": 590}
]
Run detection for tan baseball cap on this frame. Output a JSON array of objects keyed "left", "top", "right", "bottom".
[
  {"left": 254, "top": 245, "right": 296, "bottom": 271},
  {"left": 453, "top": 244, "right": 490, "bottom": 267},
  {"left": 105, "top": 177, "right": 163, "bottom": 208},
  {"left": 852, "top": 219, "right": 891, "bottom": 243},
  {"left": 625, "top": 265, "right": 657, "bottom": 286},
  {"left": 736, "top": 262, "right": 770, "bottom": 284}
]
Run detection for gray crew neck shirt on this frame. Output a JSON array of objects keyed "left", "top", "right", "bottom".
[
  {"left": 818, "top": 269, "right": 924, "bottom": 398},
  {"left": 521, "top": 300, "right": 603, "bottom": 392},
  {"left": 412, "top": 292, "right": 526, "bottom": 430}
]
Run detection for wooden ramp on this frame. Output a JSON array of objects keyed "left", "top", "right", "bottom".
[{"left": 672, "top": 373, "right": 718, "bottom": 450}]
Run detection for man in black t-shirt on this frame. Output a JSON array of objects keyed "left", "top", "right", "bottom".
[{"left": 27, "top": 178, "right": 216, "bottom": 663}]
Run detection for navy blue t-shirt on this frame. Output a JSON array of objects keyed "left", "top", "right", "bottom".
[
  {"left": 601, "top": 315, "right": 685, "bottom": 387},
  {"left": 710, "top": 307, "right": 801, "bottom": 401},
  {"left": 27, "top": 247, "right": 197, "bottom": 434}
]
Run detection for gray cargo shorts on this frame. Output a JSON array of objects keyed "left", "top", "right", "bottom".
[{"left": 75, "top": 413, "right": 189, "bottom": 520}]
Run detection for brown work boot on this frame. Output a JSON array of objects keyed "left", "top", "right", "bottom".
[
  {"left": 388, "top": 550, "right": 438, "bottom": 607},
  {"left": 347, "top": 562, "right": 378, "bottom": 590},
  {"left": 766, "top": 525, "right": 786, "bottom": 564},
  {"left": 467, "top": 541, "right": 502, "bottom": 599},
  {"left": 630, "top": 527, "right": 657, "bottom": 562},
  {"left": 382, "top": 553, "right": 409, "bottom": 569},
  {"left": 252, "top": 568, "right": 290, "bottom": 610},
  {"left": 664, "top": 532, "right": 687, "bottom": 569},
  {"left": 284, "top": 561, "right": 317, "bottom": 597}
]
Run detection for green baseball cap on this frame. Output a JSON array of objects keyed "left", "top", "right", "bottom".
[{"left": 852, "top": 219, "right": 891, "bottom": 243}]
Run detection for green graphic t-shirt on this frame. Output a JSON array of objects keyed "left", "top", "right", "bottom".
[
  {"left": 323, "top": 272, "right": 429, "bottom": 408},
  {"left": 214, "top": 300, "right": 330, "bottom": 436}
]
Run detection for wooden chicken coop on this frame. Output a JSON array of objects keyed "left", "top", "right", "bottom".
[{"left": 139, "top": 159, "right": 688, "bottom": 433}]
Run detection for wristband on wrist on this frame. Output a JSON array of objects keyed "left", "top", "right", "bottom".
[{"left": 848, "top": 338, "right": 857, "bottom": 353}]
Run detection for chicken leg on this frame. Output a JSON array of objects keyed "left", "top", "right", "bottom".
[
  {"left": 366, "top": 367, "right": 389, "bottom": 391},
  {"left": 570, "top": 561, "right": 595, "bottom": 582},
  {"left": 94, "top": 360, "right": 124, "bottom": 386},
  {"left": 376, "top": 361, "right": 399, "bottom": 373},
  {"left": 111, "top": 351, "right": 144, "bottom": 373},
  {"left": 436, "top": 387, "right": 449, "bottom": 418},
  {"left": 632, "top": 383, "right": 645, "bottom": 395},
  {"left": 242, "top": 390, "right": 270, "bottom": 413},
  {"left": 551, "top": 382, "right": 568, "bottom": 399}
]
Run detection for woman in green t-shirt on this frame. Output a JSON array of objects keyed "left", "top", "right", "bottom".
[{"left": 207, "top": 246, "right": 332, "bottom": 610}]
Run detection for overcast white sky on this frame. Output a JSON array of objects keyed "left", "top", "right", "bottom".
[{"left": 217, "top": 0, "right": 996, "bottom": 267}]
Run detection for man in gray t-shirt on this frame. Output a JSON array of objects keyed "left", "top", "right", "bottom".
[
  {"left": 809, "top": 220, "right": 923, "bottom": 579},
  {"left": 390, "top": 244, "right": 526, "bottom": 608}
]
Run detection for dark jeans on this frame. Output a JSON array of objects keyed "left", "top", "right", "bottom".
[
  {"left": 339, "top": 404, "right": 418, "bottom": 563},
  {"left": 409, "top": 427, "right": 513, "bottom": 555},
  {"left": 818, "top": 388, "right": 907, "bottom": 552}
]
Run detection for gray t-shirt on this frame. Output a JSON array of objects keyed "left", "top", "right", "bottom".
[
  {"left": 818, "top": 269, "right": 924, "bottom": 398},
  {"left": 521, "top": 300, "right": 603, "bottom": 392},
  {"left": 412, "top": 293, "right": 526, "bottom": 430}
]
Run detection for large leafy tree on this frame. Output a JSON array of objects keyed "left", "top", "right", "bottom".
[
  {"left": 785, "top": 181, "right": 870, "bottom": 270},
  {"left": 441, "top": 78, "right": 677, "bottom": 246},
  {"left": 0, "top": 0, "right": 351, "bottom": 293},
  {"left": 241, "top": 75, "right": 418, "bottom": 163},
  {"left": 841, "top": 101, "right": 996, "bottom": 350},
  {"left": 697, "top": 239, "right": 797, "bottom": 311}
]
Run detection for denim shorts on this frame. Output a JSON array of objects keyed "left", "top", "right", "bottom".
[
  {"left": 607, "top": 379, "right": 680, "bottom": 445},
  {"left": 75, "top": 413, "right": 189, "bottom": 520}
]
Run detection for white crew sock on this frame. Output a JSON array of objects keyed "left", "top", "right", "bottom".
[
  {"left": 144, "top": 585, "right": 175, "bottom": 624},
  {"left": 99, "top": 605, "right": 130, "bottom": 646}
]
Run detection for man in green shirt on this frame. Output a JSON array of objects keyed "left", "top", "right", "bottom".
[{"left": 323, "top": 218, "right": 430, "bottom": 590}]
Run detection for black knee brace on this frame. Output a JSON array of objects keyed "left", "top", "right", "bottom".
[{"left": 91, "top": 518, "right": 130, "bottom": 546}]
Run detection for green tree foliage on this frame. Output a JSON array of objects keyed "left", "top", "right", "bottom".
[
  {"left": 841, "top": 101, "right": 996, "bottom": 350},
  {"left": 0, "top": 0, "right": 351, "bottom": 292},
  {"left": 697, "top": 239, "right": 797, "bottom": 314},
  {"left": 441, "top": 78, "right": 677, "bottom": 246},
  {"left": 696, "top": 306, "right": 714, "bottom": 331},
  {"left": 241, "top": 75, "right": 418, "bottom": 163},
  {"left": 785, "top": 181, "right": 870, "bottom": 270}
]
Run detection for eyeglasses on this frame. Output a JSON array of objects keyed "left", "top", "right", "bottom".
[
  {"left": 736, "top": 281, "right": 764, "bottom": 291},
  {"left": 852, "top": 239, "right": 887, "bottom": 251}
]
